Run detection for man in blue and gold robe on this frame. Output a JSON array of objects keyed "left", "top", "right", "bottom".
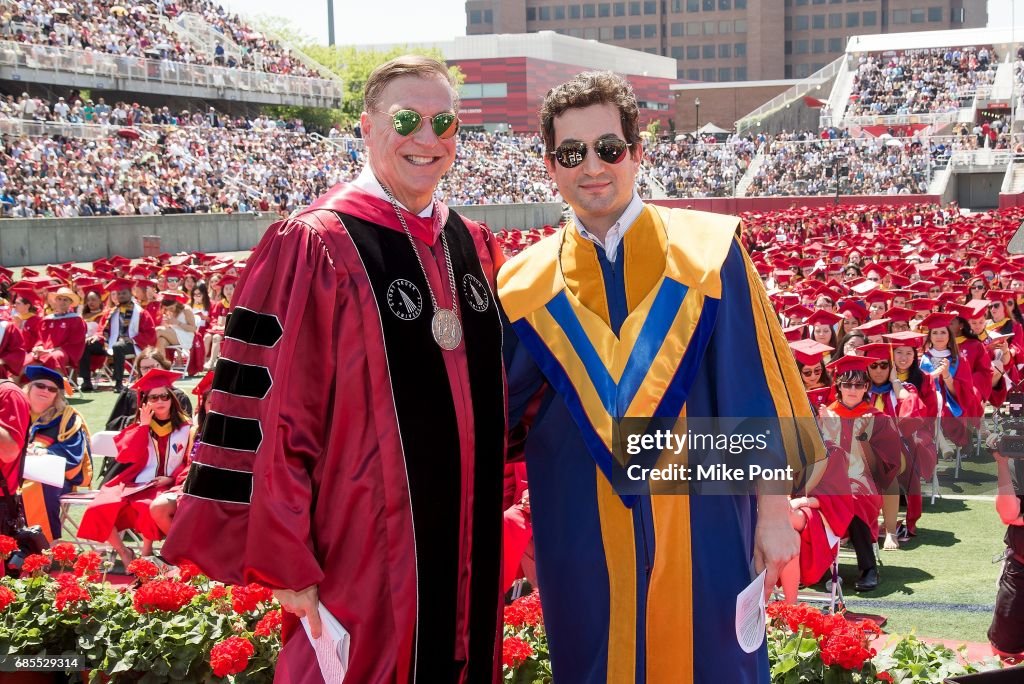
[{"left": 498, "top": 72, "right": 825, "bottom": 683}]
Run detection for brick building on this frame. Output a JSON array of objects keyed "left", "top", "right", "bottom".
[{"left": 465, "top": 0, "right": 987, "bottom": 82}]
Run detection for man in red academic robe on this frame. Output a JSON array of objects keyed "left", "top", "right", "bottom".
[
  {"left": 78, "top": 279, "right": 157, "bottom": 393},
  {"left": 164, "top": 55, "right": 507, "bottom": 684},
  {"left": 30, "top": 287, "right": 86, "bottom": 374},
  {"left": 0, "top": 320, "right": 26, "bottom": 379}
]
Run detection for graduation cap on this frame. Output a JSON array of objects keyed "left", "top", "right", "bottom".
[
  {"left": 987, "top": 289, "right": 1016, "bottom": 303},
  {"left": 161, "top": 266, "right": 187, "bottom": 280},
  {"left": 130, "top": 265, "right": 154, "bottom": 278},
  {"left": 20, "top": 268, "right": 39, "bottom": 278},
  {"left": 918, "top": 312, "right": 956, "bottom": 330},
  {"left": 133, "top": 278, "right": 157, "bottom": 291},
  {"left": 109, "top": 255, "right": 131, "bottom": 267},
  {"left": 864, "top": 290, "right": 892, "bottom": 305},
  {"left": 850, "top": 279, "right": 880, "bottom": 295},
  {"left": 883, "top": 307, "right": 915, "bottom": 324},
  {"left": 193, "top": 371, "right": 214, "bottom": 397},
  {"left": 883, "top": 330, "right": 928, "bottom": 349},
  {"left": 789, "top": 338, "right": 834, "bottom": 366},
  {"left": 784, "top": 304, "right": 814, "bottom": 321},
  {"left": 23, "top": 364, "right": 73, "bottom": 395},
  {"left": 858, "top": 342, "right": 893, "bottom": 361},
  {"left": 908, "top": 298, "right": 940, "bottom": 312},
  {"left": 838, "top": 299, "right": 868, "bottom": 321},
  {"left": 159, "top": 291, "right": 189, "bottom": 305},
  {"left": 218, "top": 275, "right": 239, "bottom": 287},
  {"left": 782, "top": 325, "right": 804, "bottom": 342},
  {"left": 949, "top": 301, "right": 988, "bottom": 321},
  {"left": 937, "top": 292, "right": 963, "bottom": 305},
  {"left": 856, "top": 318, "right": 890, "bottom": 337},
  {"left": 805, "top": 309, "right": 843, "bottom": 328},
  {"left": 74, "top": 277, "right": 103, "bottom": 296},
  {"left": 826, "top": 355, "right": 883, "bottom": 375},
  {"left": 105, "top": 278, "right": 135, "bottom": 293},
  {"left": 0, "top": 267, "right": 13, "bottom": 283},
  {"left": 888, "top": 273, "right": 911, "bottom": 288},
  {"left": 131, "top": 368, "right": 182, "bottom": 393}
]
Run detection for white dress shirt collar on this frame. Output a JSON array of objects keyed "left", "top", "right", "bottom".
[
  {"left": 351, "top": 164, "right": 434, "bottom": 218},
  {"left": 572, "top": 190, "right": 644, "bottom": 263}
]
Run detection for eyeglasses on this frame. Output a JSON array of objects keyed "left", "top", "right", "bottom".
[
  {"left": 145, "top": 392, "right": 172, "bottom": 403},
  {"left": 868, "top": 362, "right": 890, "bottom": 370},
  {"left": 971, "top": 285, "right": 985, "bottom": 290},
  {"left": 928, "top": 288, "right": 941, "bottom": 295},
  {"left": 801, "top": 368, "right": 820, "bottom": 377},
  {"left": 550, "top": 137, "right": 633, "bottom": 169},
  {"left": 868, "top": 276, "right": 880, "bottom": 282},
  {"left": 839, "top": 382, "right": 868, "bottom": 390},
  {"left": 31, "top": 382, "right": 58, "bottom": 394},
  {"left": 386, "top": 109, "right": 459, "bottom": 139}
]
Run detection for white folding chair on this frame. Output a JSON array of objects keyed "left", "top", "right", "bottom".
[{"left": 166, "top": 345, "right": 190, "bottom": 374}]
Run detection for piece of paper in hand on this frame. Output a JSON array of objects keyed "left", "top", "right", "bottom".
[
  {"left": 301, "top": 602, "right": 351, "bottom": 683},
  {"left": 735, "top": 569, "right": 767, "bottom": 654},
  {"left": 23, "top": 452, "right": 67, "bottom": 488}
]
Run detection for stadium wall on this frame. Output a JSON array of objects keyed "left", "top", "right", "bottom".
[
  {"left": 649, "top": 195, "right": 943, "bottom": 214},
  {"left": 0, "top": 203, "right": 565, "bottom": 265}
]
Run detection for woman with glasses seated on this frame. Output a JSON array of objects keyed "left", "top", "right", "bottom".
[
  {"left": 816, "top": 355, "right": 903, "bottom": 592},
  {"left": 920, "top": 312, "right": 983, "bottom": 459},
  {"left": 20, "top": 365, "right": 92, "bottom": 542},
  {"left": 77, "top": 368, "right": 192, "bottom": 567},
  {"left": 105, "top": 348, "right": 192, "bottom": 432},
  {"left": 967, "top": 277, "right": 989, "bottom": 303}
]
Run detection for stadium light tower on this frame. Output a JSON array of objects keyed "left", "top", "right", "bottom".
[{"left": 327, "top": 0, "right": 335, "bottom": 46}]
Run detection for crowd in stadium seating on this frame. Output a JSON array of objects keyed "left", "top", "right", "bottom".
[
  {"left": 440, "top": 132, "right": 558, "bottom": 205},
  {"left": 847, "top": 48, "right": 997, "bottom": 117},
  {"left": 645, "top": 135, "right": 757, "bottom": 198},
  {"left": 747, "top": 132, "right": 930, "bottom": 197},
  {"left": 0, "top": 0, "right": 321, "bottom": 78}
]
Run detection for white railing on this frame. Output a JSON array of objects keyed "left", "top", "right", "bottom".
[
  {"left": 0, "top": 117, "right": 151, "bottom": 141},
  {"left": 310, "top": 132, "right": 364, "bottom": 153},
  {"left": 737, "top": 56, "right": 844, "bottom": 130},
  {"left": 843, "top": 111, "right": 961, "bottom": 127},
  {"left": 0, "top": 40, "right": 341, "bottom": 103}
]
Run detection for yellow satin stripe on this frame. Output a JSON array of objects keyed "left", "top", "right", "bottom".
[
  {"left": 741, "top": 243, "right": 826, "bottom": 475},
  {"left": 658, "top": 206, "right": 739, "bottom": 300},
  {"left": 623, "top": 288, "right": 706, "bottom": 418},
  {"left": 595, "top": 468, "right": 637, "bottom": 684},
  {"left": 623, "top": 209, "right": 667, "bottom": 311},
  {"left": 562, "top": 229, "right": 612, "bottom": 328},
  {"left": 530, "top": 308, "right": 616, "bottom": 449},
  {"left": 21, "top": 481, "right": 53, "bottom": 541},
  {"left": 646, "top": 489, "right": 694, "bottom": 683}
]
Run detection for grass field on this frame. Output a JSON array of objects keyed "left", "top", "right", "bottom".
[{"left": 63, "top": 383, "right": 1011, "bottom": 646}]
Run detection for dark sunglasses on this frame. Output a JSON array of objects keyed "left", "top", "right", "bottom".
[
  {"left": 551, "top": 137, "right": 632, "bottom": 169},
  {"left": 868, "top": 362, "right": 890, "bottom": 370},
  {"left": 839, "top": 381, "right": 868, "bottom": 390},
  {"left": 801, "top": 368, "right": 819, "bottom": 377},
  {"left": 388, "top": 109, "right": 459, "bottom": 139},
  {"left": 145, "top": 392, "right": 172, "bottom": 403},
  {"left": 31, "top": 382, "right": 58, "bottom": 394},
  {"left": 971, "top": 285, "right": 985, "bottom": 290}
]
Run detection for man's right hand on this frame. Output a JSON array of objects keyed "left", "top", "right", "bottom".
[{"left": 273, "top": 585, "right": 321, "bottom": 638}]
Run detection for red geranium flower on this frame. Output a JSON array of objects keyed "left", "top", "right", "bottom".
[
  {"left": 209, "top": 635, "right": 255, "bottom": 677},
  {"left": 254, "top": 608, "right": 282, "bottom": 637},
  {"left": 50, "top": 543, "right": 77, "bottom": 567},
  {"left": 127, "top": 558, "right": 160, "bottom": 582},
  {"left": 230, "top": 582, "right": 274, "bottom": 614},
  {"left": 0, "top": 535, "right": 18, "bottom": 559},
  {"left": 0, "top": 585, "right": 16, "bottom": 611},
  {"left": 20, "top": 553, "right": 50, "bottom": 576},
  {"left": 53, "top": 576, "right": 90, "bottom": 611},
  {"left": 206, "top": 585, "right": 228, "bottom": 601},
  {"left": 877, "top": 673, "right": 894, "bottom": 682},
  {"left": 73, "top": 551, "right": 102, "bottom": 580},
  {"left": 176, "top": 560, "right": 203, "bottom": 582},
  {"left": 132, "top": 578, "right": 198, "bottom": 614},
  {"left": 502, "top": 636, "right": 534, "bottom": 669},
  {"left": 503, "top": 591, "right": 543, "bottom": 628}
]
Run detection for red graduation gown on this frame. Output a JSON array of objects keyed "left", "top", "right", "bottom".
[
  {"left": 34, "top": 313, "right": 86, "bottom": 372},
  {"left": 869, "top": 384, "right": 938, "bottom": 485},
  {"left": 163, "top": 183, "right": 507, "bottom": 684},
  {"left": 0, "top": 321, "right": 26, "bottom": 378},
  {"left": 94, "top": 304, "right": 158, "bottom": 351}
]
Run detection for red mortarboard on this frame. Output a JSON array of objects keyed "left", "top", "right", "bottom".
[
  {"left": 105, "top": 278, "right": 135, "bottom": 293},
  {"left": 883, "top": 307, "right": 915, "bottom": 323},
  {"left": 20, "top": 268, "right": 39, "bottom": 278},
  {"left": 949, "top": 301, "right": 988, "bottom": 320},
  {"left": 883, "top": 330, "right": 928, "bottom": 348},
  {"left": 855, "top": 318, "right": 891, "bottom": 336},
  {"left": 74, "top": 277, "right": 103, "bottom": 295},
  {"left": 937, "top": 292, "right": 963, "bottom": 305},
  {"left": 826, "top": 355, "right": 883, "bottom": 374},
  {"left": 782, "top": 325, "right": 804, "bottom": 342},
  {"left": 838, "top": 299, "right": 868, "bottom": 320},
  {"left": 987, "top": 289, "right": 1016, "bottom": 302},
  {"left": 131, "top": 368, "right": 182, "bottom": 393},
  {"left": 0, "top": 267, "right": 13, "bottom": 283},
  {"left": 133, "top": 278, "right": 157, "bottom": 290},
  {"left": 130, "top": 265, "right": 154, "bottom": 278},
  {"left": 159, "top": 290, "right": 189, "bottom": 305},
  {"left": 789, "top": 339, "right": 834, "bottom": 366},
  {"left": 109, "top": 255, "right": 131, "bottom": 267},
  {"left": 888, "top": 273, "right": 911, "bottom": 288},
  {"left": 805, "top": 309, "right": 843, "bottom": 327},
  {"left": 218, "top": 275, "right": 239, "bottom": 287},
  {"left": 908, "top": 298, "right": 940, "bottom": 312},
  {"left": 161, "top": 266, "right": 186, "bottom": 279},
  {"left": 784, "top": 304, "right": 814, "bottom": 321},
  {"left": 193, "top": 371, "right": 214, "bottom": 396},
  {"left": 858, "top": 343, "right": 893, "bottom": 360},
  {"left": 918, "top": 312, "right": 956, "bottom": 330},
  {"left": 864, "top": 290, "right": 892, "bottom": 305}
]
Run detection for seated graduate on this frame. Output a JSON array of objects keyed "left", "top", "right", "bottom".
[
  {"left": 77, "top": 368, "right": 192, "bottom": 566},
  {"left": 104, "top": 348, "right": 192, "bottom": 432},
  {"left": 20, "top": 365, "right": 91, "bottom": 541}
]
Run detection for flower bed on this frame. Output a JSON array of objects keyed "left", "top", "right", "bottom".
[
  {"left": 501, "top": 591, "right": 1001, "bottom": 684},
  {"left": 0, "top": 539, "right": 280, "bottom": 682}
]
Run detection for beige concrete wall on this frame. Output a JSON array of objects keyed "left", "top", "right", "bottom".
[{"left": 0, "top": 203, "right": 564, "bottom": 265}]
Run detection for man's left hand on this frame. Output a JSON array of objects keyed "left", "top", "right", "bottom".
[{"left": 754, "top": 495, "right": 800, "bottom": 600}]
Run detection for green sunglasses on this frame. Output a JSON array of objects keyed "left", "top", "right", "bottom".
[{"left": 388, "top": 109, "right": 460, "bottom": 139}]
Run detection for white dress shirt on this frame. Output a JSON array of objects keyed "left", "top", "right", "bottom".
[
  {"left": 351, "top": 165, "right": 434, "bottom": 218},
  {"left": 572, "top": 190, "right": 644, "bottom": 264}
]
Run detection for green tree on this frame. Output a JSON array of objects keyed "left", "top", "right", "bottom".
[{"left": 251, "top": 17, "right": 463, "bottom": 130}]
